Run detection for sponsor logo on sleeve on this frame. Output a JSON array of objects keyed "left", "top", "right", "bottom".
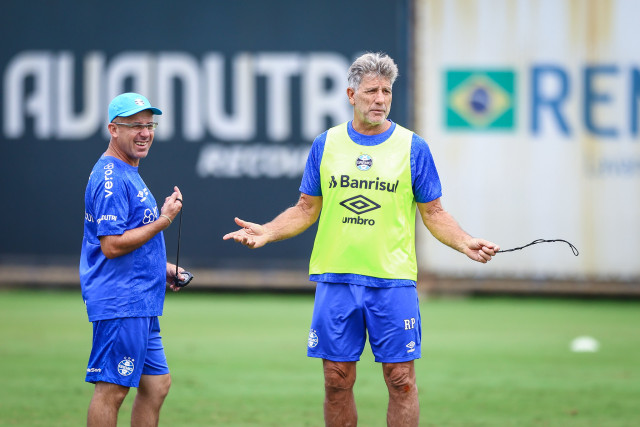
[
  {"left": 96, "top": 214, "right": 117, "bottom": 224},
  {"left": 103, "top": 163, "right": 115, "bottom": 198}
]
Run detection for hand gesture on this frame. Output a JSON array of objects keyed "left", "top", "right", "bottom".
[{"left": 222, "top": 217, "right": 270, "bottom": 249}]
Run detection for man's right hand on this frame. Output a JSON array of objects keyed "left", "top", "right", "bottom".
[
  {"left": 222, "top": 217, "right": 270, "bottom": 249},
  {"left": 159, "top": 186, "right": 183, "bottom": 226}
]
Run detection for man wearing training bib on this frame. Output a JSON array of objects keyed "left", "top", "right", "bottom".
[
  {"left": 224, "top": 53, "right": 499, "bottom": 426},
  {"left": 80, "top": 93, "right": 190, "bottom": 427}
]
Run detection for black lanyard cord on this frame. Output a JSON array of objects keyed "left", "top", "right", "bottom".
[
  {"left": 497, "top": 239, "right": 579, "bottom": 256},
  {"left": 175, "top": 203, "right": 183, "bottom": 276},
  {"left": 173, "top": 198, "right": 193, "bottom": 287}
]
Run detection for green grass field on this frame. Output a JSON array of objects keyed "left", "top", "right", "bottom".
[{"left": 0, "top": 289, "right": 638, "bottom": 426}]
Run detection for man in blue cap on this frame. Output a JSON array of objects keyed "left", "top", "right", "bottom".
[{"left": 80, "top": 93, "right": 189, "bottom": 427}]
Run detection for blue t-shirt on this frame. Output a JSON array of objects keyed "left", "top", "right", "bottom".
[
  {"left": 299, "top": 120, "right": 442, "bottom": 287},
  {"left": 79, "top": 155, "right": 167, "bottom": 322}
]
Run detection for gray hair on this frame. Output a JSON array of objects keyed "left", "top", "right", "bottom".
[{"left": 347, "top": 52, "right": 399, "bottom": 91}]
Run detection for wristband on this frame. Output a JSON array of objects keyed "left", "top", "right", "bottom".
[{"left": 160, "top": 214, "right": 172, "bottom": 225}]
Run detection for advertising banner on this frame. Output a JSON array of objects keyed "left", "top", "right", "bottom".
[
  {"left": 0, "top": 1, "right": 410, "bottom": 270},
  {"left": 415, "top": 0, "right": 639, "bottom": 281}
]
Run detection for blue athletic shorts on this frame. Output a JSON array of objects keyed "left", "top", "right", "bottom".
[
  {"left": 307, "top": 282, "right": 421, "bottom": 363},
  {"left": 85, "top": 316, "right": 169, "bottom": 387}
]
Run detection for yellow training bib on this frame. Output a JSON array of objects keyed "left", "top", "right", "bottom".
[{"left": 309, "top": 122, "right": 417, "bottom": 280}]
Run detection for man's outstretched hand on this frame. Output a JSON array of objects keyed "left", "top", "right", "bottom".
[{"left": 223, "top": 217, "right": 270, "bottom": 249}]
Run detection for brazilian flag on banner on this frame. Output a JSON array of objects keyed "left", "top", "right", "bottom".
[{"left": 445, "top": 70, "right": 516, "bottom": 130}]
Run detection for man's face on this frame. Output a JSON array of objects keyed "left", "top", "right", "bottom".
[
  {"left": 108, "top": 110, "right": 155, "bottom": 165},
  {"left": 348, "top": 74, "right": 393, "bottom": 129}
]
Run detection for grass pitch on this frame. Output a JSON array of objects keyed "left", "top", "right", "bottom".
[{"left": 0, "top": 289, "right": 638, "bottom": 426}]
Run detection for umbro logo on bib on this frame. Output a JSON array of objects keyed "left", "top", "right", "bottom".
[{"left": 340, "top": 195, "right": 381, "bottom": 215}]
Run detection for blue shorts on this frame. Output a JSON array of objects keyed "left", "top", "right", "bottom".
[
  {"left": 307, "top": 282, "right": 421, "bottom": 363},
  {"left": 85, "top": 316, "right": 169, "bottom": 387}
]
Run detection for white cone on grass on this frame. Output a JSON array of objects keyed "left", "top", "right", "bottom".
[{"left": 570, "top": 336, "right": 599, "bottom": 352}]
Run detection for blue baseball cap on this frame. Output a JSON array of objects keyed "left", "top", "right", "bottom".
[{"left": 108, "top": 92, "right": 162, "bottom": 123}]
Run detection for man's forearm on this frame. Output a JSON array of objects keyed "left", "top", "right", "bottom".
[
  {"left": 264, "top": 196, "right": 320, "bottom": 243},
  {"left": 100, "top": 218, "right": 169, "bottom": 259},
  {"left": 423, "top": 209, "right": 471, "bottom": 253},
  {"left": 418, "top": 199, "right": 471, "bottom": 253}
]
